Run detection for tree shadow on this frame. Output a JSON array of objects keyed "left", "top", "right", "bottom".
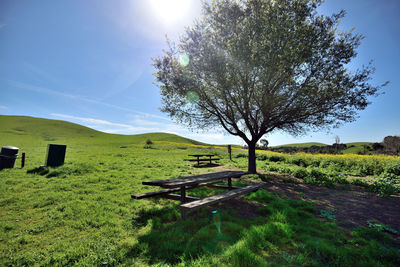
[
  {"left": 129, "top": 203, "right": 256, "bottom": 265},
  {"left": 192, "top": 163, "right": 220, "bottom": 168}
]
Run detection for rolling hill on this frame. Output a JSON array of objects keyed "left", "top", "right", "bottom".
[
  {"left": 0, "top": 115, "right": 376, "bottom": 154},
  {"left": 0, "top": 115, "right": 207, "bottom": 148}
]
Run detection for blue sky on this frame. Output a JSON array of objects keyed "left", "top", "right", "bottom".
[{"left": 0, "top": 0, "right": 399, "bottom": 146}]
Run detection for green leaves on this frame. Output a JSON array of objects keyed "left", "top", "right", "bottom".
[{"left": 152, "top": 0, "right": 385, "bottom": 172}]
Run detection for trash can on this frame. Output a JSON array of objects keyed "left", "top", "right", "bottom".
[
  {"left": 46, "top": 144, "right": 66, "bottom": 167},
  {"left": 0, "top": 146, "right": 19, "bottom": 169}
]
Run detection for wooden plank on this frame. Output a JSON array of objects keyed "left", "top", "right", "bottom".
[
  {"left": 131, "top": 188, "right": 180, "bottom": 199},
  {"left": 142, "top": 171, "right": 247, "bottom": 188},
  {"left": 187, "top": 154, "right": 215, "bottom": 157},
  {"left": 206, "top": 184, "right": 241, "bottom": 190},
  {"left": 163, "top": 194, "right": 200, "bottom": 202},
  {"left": 184, "top": 158, "right": 220, "bottom": 162},
  {"left": 180, "top": 183, "right": 264, "bottom": 212}
]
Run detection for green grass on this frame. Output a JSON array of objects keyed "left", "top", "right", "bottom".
[
  {"left": 0, "top": 115, "right": 207, "bottom": 147},
  {"left": 1, "top": 115, "right": 399, "bottom": 266},
  {"left": 342, "top": 142, "right": 374, "bottom": 154}
]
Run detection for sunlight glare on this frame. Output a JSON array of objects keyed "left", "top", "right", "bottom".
[
  {"left": 178, "top": 53, "right": 190, "bottom": 67},
  {"left": 149, "top": 0, "right": 191, "bottom": 24}
]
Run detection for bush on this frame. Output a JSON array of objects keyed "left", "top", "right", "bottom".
[
  {"left": 256, "top": 154, "right": 268, "bottom": 161},
  {"left": 306, "top": 168, "right": 334, "bottom": 187},
  {"left": 385, "top": 163, "right": 400, "bottom": 176},
  {"left": 292, "top": 168, "right": 308, "bottom": 179},
  {"left": 290, "top": 158, "right": 308, "bottom": 167},
  {"left": 308, "top": 168, "right": 327, "bottom": 181},
  {"left": 371, "top": 179, "right": 399, "bottom": 197},
  {"left": 145, "top": 139, "right": 153, "bottom": 145},
  {"left": 264, "top": 165, "right": 279, "bottom": 172},
  {"left": 370, "top": 172, "right": 400, "bottom": 197},
  {"left": 235, "top": 153, "right": 247, "bottom": 158},
  {"left": 268, "top": 155, "right": 285, "bottom": 162}
]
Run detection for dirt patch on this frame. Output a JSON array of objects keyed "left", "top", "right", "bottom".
[
  {"left": 257, "top": 174, "right": 400, "bottom": 240},
  {"left": 187, "top": 166, "right": 400, "bottom": 239}
]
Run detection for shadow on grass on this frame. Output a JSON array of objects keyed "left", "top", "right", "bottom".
[
  {"left": 27, "top": 166, "right": 50, "bottom": 176},
  {"left": 192, "top": 163, "right": 221, "bottom": 168},
  {"left": 129, "top": 190, "right": 400, "bottom": 266},
  {"left": 26, "top": 163, "right": 95, "bottom": 178},
  {"left": 130, "top": 204, "right": 253, "bottom": 265}
]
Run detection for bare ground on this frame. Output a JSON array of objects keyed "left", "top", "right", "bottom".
[
  {"left": 260, "top": 175, "right": 400, "bottom": 238},
  {"left": 198, "top": 166, "right": 400, "bottom": 240}
]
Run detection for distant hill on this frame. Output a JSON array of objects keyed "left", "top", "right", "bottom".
[
  {"left": 0, "top": 115, "right": 207, "bottom": 148},
  {"left": 341, "top": 142, "right": 374, "bottom": 154}
]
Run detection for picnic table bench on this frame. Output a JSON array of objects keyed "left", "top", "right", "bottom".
[
  {"left": 131, "top": 171, "right": 264, "bottom": 218},
  {"left": 184, "top": 154, "right": 221, "bottom": 166}
]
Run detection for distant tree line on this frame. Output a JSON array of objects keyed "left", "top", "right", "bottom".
[
  {"left": 257, "top": 135, "right": 400, "bottom": 155},
  {"left": 373, "top": 136, "right": 400, "bottom": 155},
  {"left": 265, "top": 143, "right": 348, "bottom": 154}
]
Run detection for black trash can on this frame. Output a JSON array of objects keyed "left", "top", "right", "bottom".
[
  {"left": 46, "top": 144, "right": 66, "bottom": 167},
  {"left": 0, "top": 146, "right": 19, "bottom": 169}
]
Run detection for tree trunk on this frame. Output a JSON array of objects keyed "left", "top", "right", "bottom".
[{"left": 247, "top": 142, "right": 257, "bottom": 174}]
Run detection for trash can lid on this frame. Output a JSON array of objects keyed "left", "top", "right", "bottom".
[
  {"left": 1, "top": 146, "right": 19, "bottom": 156},
  {"left": 2, "top": 146, "right": 19, "bottom": 150}
]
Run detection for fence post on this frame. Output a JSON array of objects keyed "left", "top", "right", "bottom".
[
  {"left": 228, "top": 145, "right": 232, "bottom": 160},
  {"left": 21, "top": 152, "right": 25, "bottom": 168}
]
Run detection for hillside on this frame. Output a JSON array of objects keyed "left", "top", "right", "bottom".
[{"left": 0, "top": 115, "right": 207, "bottom": 148}]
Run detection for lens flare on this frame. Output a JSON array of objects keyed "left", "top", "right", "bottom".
[
  {"left": 178, "top": 53, "right": 190, "bottom": 67},
  {"left": 212, "top": 210, "right": 222, "bottom": 235}
]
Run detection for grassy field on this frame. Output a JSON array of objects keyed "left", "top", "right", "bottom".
[{"left": 1, "top": 116, "right": 399, "bottom": 266}]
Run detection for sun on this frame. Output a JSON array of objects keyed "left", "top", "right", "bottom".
[{"left": 149, "top": 0, "right": 191, "bottom": 24}]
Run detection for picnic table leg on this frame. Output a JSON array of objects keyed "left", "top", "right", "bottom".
[
  {"left": 228, "top": 177, "right": 232, "bottom": 190},
  {"left": 181, "top": 209, "right": 187, "bottom": 219},
  {"left": 180, "top": 186, "right": 186, "bottom": 203}
]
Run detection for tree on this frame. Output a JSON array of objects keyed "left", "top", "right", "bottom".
[
  {"left": 260, "top": 139, "right": 269, "bottom": 150},
  {"left": 383, "top": 136, "right": 400, "bottom": 155},
  {"left": 334, "top": 135, "right": 340, "bottom": 153},
  {"left": 152, "top": 0, "right": 386, "bottom": 173}
]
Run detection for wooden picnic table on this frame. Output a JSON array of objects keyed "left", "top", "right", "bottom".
[
  {"left": 132, "top": 171, "right": 263, "bottom": 218},
  {"left": 185, "top": 154, "right": 220, "bottom": 166}
]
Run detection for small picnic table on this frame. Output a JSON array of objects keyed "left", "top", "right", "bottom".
[
  {"left": 132, "top": 171, "right": 263, "bottom": 218},
  {"left": 186, "top": 154, "right": 220, "bottom": 166}
]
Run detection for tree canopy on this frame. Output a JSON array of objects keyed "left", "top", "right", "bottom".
[{"left": 152, "top": 0, "right": 386, "bottom": 173}]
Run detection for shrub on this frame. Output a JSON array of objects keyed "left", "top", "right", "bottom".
[
  {"left": 385, "top": 163, "right": 400, "bottom": 176},
  {"left": 290, "top": 157, "right": 308, "bottom": 167},
  {"left": 308, "top": 168, "right": 327, "bottom": 180},
  {"left": 292, "top": 168, "right": 308, "bottom": 179},
  {"left": 370, "top": 173, "right": 400, "bottom": 197},
  {"left": 145, "top": 139, "right": 153, "bottom": 145},
  {"left": 330, "top": 174, "right": 348, "bottom": 184},
  {"left": 268, "top": 155, "right": 285, "bottom": 162},
  {"left": 256, "top": 154, "right": 268, "bottom": 161},
  {"left": 306, "top": 168, "right": 334, "bottom": 187},
  {"left": 235, "top": 153, "right": 247, "bottom": 158},
  {"left": 351, "top": 178, "right": 369, "bottom": 187},
  {"left": 264, "top": 165, "right": 279, "bottom": 172},
  {"left": 370, "top": 179, "right": 399, "bottom": 197}
]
